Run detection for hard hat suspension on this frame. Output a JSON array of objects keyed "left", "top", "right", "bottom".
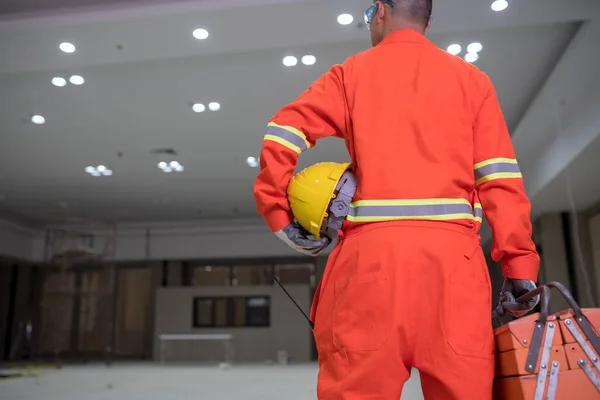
[{"left": 321, "top": 170, "right": 358, "bottom": 239}]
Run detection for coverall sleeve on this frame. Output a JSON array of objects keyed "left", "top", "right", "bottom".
[
  {"left": 473, "top": 75, "right": 540, "bottom": 282},
  {"left": 253, "top": 64, "right": 349, "bottom": 232}
]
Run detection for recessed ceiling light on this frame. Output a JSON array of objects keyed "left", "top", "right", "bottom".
[
  {"left": 69, "top": 75, "right": 85, "bottom": 85},
  {"left": 246, "top": 157, "right": 259, "bottom": 168},
  {"left": 446, "top": 44, "right": 462, "bottom": 55},
  {"left": 59, "top": 42, "right": 76, "bottom": 53},
  {"left": 193, "top": 28, "right": 209, "bottom": 40},
  {"left": 31, "top": 115, "right": 45, "bottom": 125},
  {"left": 192, "top": 103, "right": 206, "bottom": 113},
  {"left": 465, "top": 52, "right": 479, "bottom": 63},
  {"left": 282, "top": 56, "right": 298, "bottom": 67},
  {"left": 301, "top": 55, "right": 316, "bottom": 66},
  {"left": 159, "top": 161, "right": 184, "bottom": 173},
  {"left": 208, "top": 102, "right": 221, "bottom": 111},
  {"left": 491, "top": 0, "right": 508, "bottom": 11},
  {"left": 467, "top": 42, "right": 483, "bottom": 53},
  {"left": 52, "top": 77, "right": 67, "bottom": 87},
  {"left": 337, "top": 14, "right": 354, "bottom": 25},
  {"left": 85, "top": 165, "right": 112, "bottom": 177}
]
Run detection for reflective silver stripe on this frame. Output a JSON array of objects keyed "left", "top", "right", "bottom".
[
  {"left": 474, "top": 205, "right": 483, "bottom": 220},
  {"left": 348, "top": 203, "right": 474, "bottom": 218},
  {"left": 265, "top": 125, "right": 309, "bottom": 152},
  {"left": 474, "top": 162, "right": 521, "bottom": 181}
]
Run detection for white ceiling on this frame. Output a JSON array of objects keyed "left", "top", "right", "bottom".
[{"left": 0, "top": 0, "right": 599, "bottom": 226}]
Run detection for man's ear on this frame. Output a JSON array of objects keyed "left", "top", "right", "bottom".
[
  {"left": 425, "top": 18, "right": 432, "bottom": 32},
  {"left": 376, "top": 1, "right": 386, "bottom": 23}
]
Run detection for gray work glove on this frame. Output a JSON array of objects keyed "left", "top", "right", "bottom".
[
  {"left": 496, "top": 278, "right": 540, "bottom": 318},
  {"left": 275, "top": 222, "right": 331, "bottom": 257}
]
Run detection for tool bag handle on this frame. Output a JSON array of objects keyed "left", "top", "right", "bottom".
[
  {"left": 494, "top": 281, "right": 600, "bottom": 373},
  {"left": 493, "top": 281, "right": 580, "bottom": 324},
  {"left": 514, "top": 281, "right": 583, "bottom": 320}
]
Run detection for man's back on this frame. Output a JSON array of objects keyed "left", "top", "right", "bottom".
[
  {"left": 255, "top": 27, "right": 537, "bottom": 280},
  {"left": 341, "top": 29, "right": 488, "bottom": 229}
]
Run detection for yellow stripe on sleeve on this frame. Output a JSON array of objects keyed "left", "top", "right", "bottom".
[{"left": 475, "top": 172, "right": 523, "bottom": 185}]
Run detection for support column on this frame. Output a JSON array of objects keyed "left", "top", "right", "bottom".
[
  {"left": 0, "top": 263, "right": 12, "bottom": 360},
  {"left": 569, "top": 211, "right": 598, "bottom": 308},
  {"left": 588, "top": 213, "right": 600, "bottom": 306},
  {"left": 535, "top": 211, "right": 599, "bottom": 312},
  {"left": 537, "top": 214, "right": 572, "bottom": 312},
  {"left": 12, "top": 264, "right": 33, "bottom": 360},
  {"left": 166, "top": 261, "right": 182, "bottom": 287},
  {"left": 146, "top": 262, "right": 163, "bottom": 360}
]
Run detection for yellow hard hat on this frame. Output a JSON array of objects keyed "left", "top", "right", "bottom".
[{"left": 287, "top": 162, "right": 352, "bottom": 240}]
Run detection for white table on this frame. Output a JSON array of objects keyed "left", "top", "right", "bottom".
[{"left": 158, "top": 334, "right": 234, "bottom": 365}]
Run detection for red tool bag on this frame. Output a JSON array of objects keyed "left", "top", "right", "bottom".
[{"left": 493, "top": 282, "right": 600, "bottom": 400}]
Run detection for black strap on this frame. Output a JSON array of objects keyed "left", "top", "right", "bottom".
[{"left": 273, "top": 276, "right": 314, "bottom": 330}]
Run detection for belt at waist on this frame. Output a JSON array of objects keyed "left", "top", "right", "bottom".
[{"left": 340, "top": 219, "right": 482, "bottom": 239}]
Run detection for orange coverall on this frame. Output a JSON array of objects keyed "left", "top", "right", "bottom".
[{"left": 254, "top": 29, "right": 539, "bottom": 399}]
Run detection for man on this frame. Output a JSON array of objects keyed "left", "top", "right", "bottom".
[{"left": 254, "top": 1, "right": 540, "bottom": 398}]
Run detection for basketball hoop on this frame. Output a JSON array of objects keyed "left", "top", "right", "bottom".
[
  {"left": 44, "top": 217, "right": 118, "bottom": 267},
  {"left": 50, "top": 245, "right": 100, "bottom": 268}
]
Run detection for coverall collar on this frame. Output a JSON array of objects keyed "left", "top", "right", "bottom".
[{"left": 380, "top": 28, "right": 429, "bottom": 45}]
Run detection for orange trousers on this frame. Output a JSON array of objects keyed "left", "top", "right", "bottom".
[{"left": 310, "top": 221, "right": 495, "bottom": 400}]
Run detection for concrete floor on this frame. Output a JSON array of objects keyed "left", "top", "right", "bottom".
[{"left": 0, "top": 363, "right": 425, "bottom": 400}]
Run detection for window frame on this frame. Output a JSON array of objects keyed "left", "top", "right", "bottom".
[{"left": 192, "top": 295, "right": 271, "bottom": 328}]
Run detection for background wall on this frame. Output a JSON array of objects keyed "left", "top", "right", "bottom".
[
  {"left": 154, "top": 285, "right": 312, "bottom": 363},
  {"left": 0, "top": 219, "right": 40, "bottom": 261},
  {"left": 2, "top": 208, "right": 600, "bottom": 363},
  {"left": 0, "top": 217, "right": 340, "bottom": 263}
]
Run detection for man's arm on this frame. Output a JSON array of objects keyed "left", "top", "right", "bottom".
[
  {"left": 473, "top": 74, "right": 540, "bottom": 282},
  {"left": 254, "top": 64, "right": 349, "bottom": 232}
]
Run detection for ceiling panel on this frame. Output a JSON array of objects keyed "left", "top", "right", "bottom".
[{"left": 0, "top": 22, "right": 581, "bottom": 224}]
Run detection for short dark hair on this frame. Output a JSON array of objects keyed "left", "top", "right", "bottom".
[{"left": 392, "top": 0, "right": 433, "bottom": 27}]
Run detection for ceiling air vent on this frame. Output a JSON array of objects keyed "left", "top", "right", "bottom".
[{"left": 150, "top": 148, "right": 178, "bottom": 156}]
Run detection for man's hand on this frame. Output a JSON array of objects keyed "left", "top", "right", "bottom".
[
  {"left": 496, "top": 278, "right": 540, "bottom": 318},
  {"left": 275, "top": 222, "right": 331, "bottom": 256}
]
